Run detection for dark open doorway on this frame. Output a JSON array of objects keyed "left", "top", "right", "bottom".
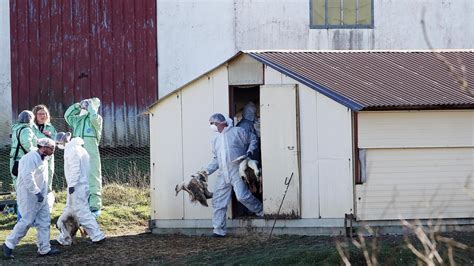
[{"left": 229, "top": 85, "right": 263, "bottom": 218}]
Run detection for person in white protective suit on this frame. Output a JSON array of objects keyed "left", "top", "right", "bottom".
[
  {"left": 201, "top": 113, "right": 263, "bottom": 237},
  {"left": 54, "top": 132, "right": 106, "bottom": 245},
  {"left": 3, "top": 138, "right": 60, "bottom": 259}
]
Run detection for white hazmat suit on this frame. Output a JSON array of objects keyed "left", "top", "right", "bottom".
[
  {"left": 5, "top": 150, "right": 52, "bottom": 255},
  {"left": 205, "top": 124, "right": 263, "bottom": 236},
  {"left": 57, "top": 137, "right": 105, "bottom": 245}
]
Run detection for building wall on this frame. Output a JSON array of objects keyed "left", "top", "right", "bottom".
[
  {"left": 157, "top": 0, "right": 474, "bottom": 97},
  {"left": 358, "top": 110, "right": 474, "bottom": 148},
  {"left": 157, "top": 0, "right": 235, "bottom": 98},
  {"left": 356, "top": 110, "right": 474, "bottom": 220},
  {"left": 2, "top": 0, "right": 157, "bottom": 147},
  {"left": 0, "top": 1, "right": 12, "bottom": 147},
  {"left": 264, "top": 66, "right": 354, "bottom": 219},
  {"left": 150, "top": 65, "right": 229, "bottom": 220}
]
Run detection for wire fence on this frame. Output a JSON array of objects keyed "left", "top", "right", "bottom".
[{"left": 0, "top": 117, "right": 150, "bottom": 193}]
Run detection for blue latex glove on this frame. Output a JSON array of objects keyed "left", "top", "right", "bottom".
[
  {"left": 69, "top": 187, "right": 75, "bottom": 194},
  {"left": 36, "top": 193, "right": 44, "bottom": 203},
  {"left": 80, "top": 99, "right": 90, "bottom": 110}
]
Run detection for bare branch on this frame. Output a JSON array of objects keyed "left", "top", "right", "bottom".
[
  {"left": 421, "top": 8, "right": 471, "bottom": 96},
  {"left": 336, "top": 241, "right": 351, "bottom": 266}
]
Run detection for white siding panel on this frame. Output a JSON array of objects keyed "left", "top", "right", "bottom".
[
  {"left": 150, "top": 93, "right": 184, "bottom": 220},
  {"left": 319, "top": 160, "right": 353, "bottom": 218},
  {"left": 359, "top": 111, "right": 474, "bottom": 148},
  {"left": 0, "top": 1, "right": 11, "bottom": 146},
  {"left": 298, "top": 85, "right": 320, "bottom": 218},
  {"left": 181, "top": 76, "right": 217, "bottom": 219},
  {"left": 263, "top": 66, "right": 354, "bottom": 218},
  {"left": 180, "top": 65, "right": 230, "bottom": 219},
  {"left": 210, "top": 66, "right": 232, "bottom": 218},
  {"left": 266, "top": 68, "right": 320, "bottom": 218},
  {"left": 356, "top": 148, "right": 474, "bottom": 220},
  {"left": 228, "top": 54, "right": 263, "bottom": 85},
  {"left": 260, "top": 84, "right": 300, "bottom": 216},
  {"left": 212, "top": 66, "right": 230, "bottom": 114},
  {"left": 317, "top": 95, "right": 354, "bottom": 218},
  {"left": 263, "top": 66, "right": 282, "bottom": 85}
]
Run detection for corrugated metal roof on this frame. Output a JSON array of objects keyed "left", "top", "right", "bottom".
[{"left": 248, "top": 50, "right": 474, "bottom": 110}]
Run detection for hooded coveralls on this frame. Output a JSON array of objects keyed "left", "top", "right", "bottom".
[
  {"left": 205, "top": 125, "right": 263, "bottom": 236},
  {"left": 57, "top": 137, "right": 105, "bottom": 245},
  {"left": 236, "top": 102, "right": 260, "bottom": 161},
  {"left": 5, "top": 150, "right": 52, "bottom": 255},
  {"left": 64, "top": 100, "right": 103, "bottom": 211},
  {"left": 32, "top": 123, "right": 57, "bottom": 212},
  {"left": 8, "top": 123, "right": 37, "bottom": 190}
]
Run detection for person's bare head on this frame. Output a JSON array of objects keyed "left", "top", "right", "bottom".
[{"left": 32, "top": 105, "right": 51, "bottom": 125}]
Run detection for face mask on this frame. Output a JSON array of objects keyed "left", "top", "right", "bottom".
[
  {"left": 57, "top": 143, "right": 65, "bottom": 150},
  {"left": 40, "top": 154, "right": 51, "bottom": 161},
  {"left": 210, "top": 124, "right": 218, "bottom": 132}
]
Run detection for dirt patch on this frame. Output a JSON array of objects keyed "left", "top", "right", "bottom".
[{"left": 1, "top": 231, "right": 473, "bottom": 264}]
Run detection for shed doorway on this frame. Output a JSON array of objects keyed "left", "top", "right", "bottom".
[{"left": 229, "top": 85, "right": 262, "bottom": 218}]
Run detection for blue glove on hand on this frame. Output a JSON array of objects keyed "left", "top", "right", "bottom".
[
  {"left": 36, "top": 192, "right": 44, "bottom": 203},
  {"left": 80, "top": 99, "right": 90, "bottom": 110},
  {"left": 69, "top": 187, "right": 75, "bottom": 194}
]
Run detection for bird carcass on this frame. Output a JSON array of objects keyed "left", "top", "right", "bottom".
[
  {"left": 175, "top": 172, "right": 213, "bottom": 207},
  {"left": 239, "top": 158, "right": 261, "bottom": 194},
  {"left": 56, "top": 209, "right": 87, "bottom": 245}
]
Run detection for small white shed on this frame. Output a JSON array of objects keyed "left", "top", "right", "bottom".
[{"left": 147, "top": 50, "right": 474, "bottom": 235}]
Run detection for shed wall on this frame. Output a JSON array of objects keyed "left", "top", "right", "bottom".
[
  {"left": 264, "top": 66, "right": 354, "bottom": 219},
  {"left": 356, "top": 110, "right": 474, "bottom": 220},
  {"left": 150, "top": 65, "right": 230, "bottom": 220},
  {"left": 358, "top": 111, "right": 474, "bottom": 148},
  {"left": 182, "top": 66, "right": 229, "bottom": 219},
  {"left": 356, "top": 148, "right": 474, "bottom": 220},
  {"left": 150, "top": 91, "right": 183, "bottom": 220},
  {"left": 228, "top": 54, "right": 264, "bottom": 86}
]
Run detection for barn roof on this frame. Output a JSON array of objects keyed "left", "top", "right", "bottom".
[{"left": 148, "top": 50, "right": 474, "bottom": 111}]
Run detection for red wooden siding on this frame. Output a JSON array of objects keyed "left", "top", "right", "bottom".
[{"left": 10, "top": 0, "right": 157, "bottom": 147}]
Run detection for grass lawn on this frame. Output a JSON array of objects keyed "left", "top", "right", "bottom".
[{"left": 0, "top": 184, "right": 150, "bottom": 245}]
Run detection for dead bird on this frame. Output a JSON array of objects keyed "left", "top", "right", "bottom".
[
  {"left": 56, "top": 209, "right": 87, "bottom": 245},
  {"left": 175, "top": 171, "right": 213, "bottom": 207},
  {"left": 239, "top": 158, "right": 261, "bottom": 194}
]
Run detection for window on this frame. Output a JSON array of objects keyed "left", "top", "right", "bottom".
[{"left": 310, "top": 0, "right": 373, "bottom": 29}]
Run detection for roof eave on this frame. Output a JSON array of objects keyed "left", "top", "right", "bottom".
[
  {"left": 361, "top": 104, "right": 474, "bottom": 111},
  {"left": 248, "top": 53, "right": 365, "bottom": 111}
]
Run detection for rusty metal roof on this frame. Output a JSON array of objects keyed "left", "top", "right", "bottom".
[{"left": 248, "top": 50, "right": 474, "bottom": 111}]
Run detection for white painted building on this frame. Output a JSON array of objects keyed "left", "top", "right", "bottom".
[
  {"left": 157, "top": 0, "right": 474, "bottom": 97},
  {"left": 147, "top": 50, "right": 474, "bottom": 235},
  {"left": 0, "top": 1, "right": 12, "bottom": 147},
  {"left": 1, "top": 0, "right": 473, "bottom": 146}
]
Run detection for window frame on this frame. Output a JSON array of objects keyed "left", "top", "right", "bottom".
[{"left": 309, "top": 0, "right": 374, "bottom": 29}]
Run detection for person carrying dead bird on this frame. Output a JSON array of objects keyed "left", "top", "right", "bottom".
[
  {"left": 199, "top": 113, "right": 263, "bottom": 237},
  {"left": 53, "top": 132, "right": 105, "bottom": 246}
]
